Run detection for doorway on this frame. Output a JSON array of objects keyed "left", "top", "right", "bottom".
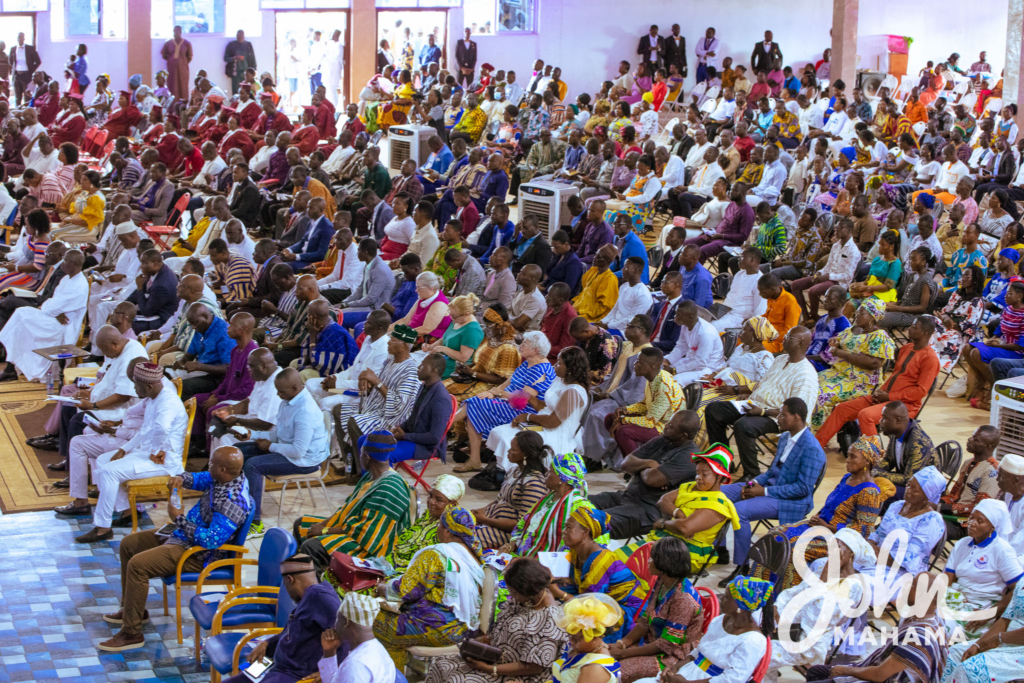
[
  {"left": 376, "top": 9, "right": 447, "bottom": 75},
  {"left": 274, "top": 11, "right": 350, "bottom": 114}
]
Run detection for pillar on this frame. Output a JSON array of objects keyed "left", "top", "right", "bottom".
[
  {"left": 830, "top": 0, "right": 859, "bottom": 89},
  {"left": 1006, "top": 0, "right": 1024, "bottom": 128},
  {"left": 351, "top": 0, "right": 376, "bottom": 104},
  {"left": 126, "top": 0, "right": 152, "bottom": 86}
]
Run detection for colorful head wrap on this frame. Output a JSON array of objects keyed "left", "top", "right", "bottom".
[
  {"left": 432, "top": 474, "right": 465, "bottom": 503},
  {"left": 552, "top": 452, "right": 588, "bottom": 495},
  {"left": 746, "top": 315, "right": 779, "bottom": 342},
  {"left": 391, "top": 324, "right": 417, "bottom": 344},
  {"left": 570, "top": 506, "right": 610, "bottom": 539},
  {"left": 133, "top": 362, "right": 164, "bottom": 384},
  {"left": 727, "top": 576, "right": 774, "bottom": 611},
  {"left": 839, "top": 147, "right": 857, "bottom": 162},
  {"left": 441, "top": 506, "right": 481, "bottom": 557},
  {"left": 559, "top": 593, "right": 623, "bottom": 641},
  {"left": 357, "top": 430, "right": 396, "bottom": 462},
  {"left": 128, "top": 74, "right": 143, "bottom": 88},
  {"left": 917, "top": 193, "right": 936, "bottom": 210},
  {"left": 858, "top": 297, "right": 888, "bottom": 322},
  {"left": 692, "top": 443, "right": 733, "bottom": 480},
  {"left": 156, "top": 70, "right": 168, "bottom": 80},
  {"left": 848, "top": 435, "right": 884, "bottom": 467},
  {"left": 1000, "top": 248, "right": 1022, "bottom": 264},
  {"left": 912, "top": 465, "right": 946, "bottom": 505},
  {"left": 593, "top": 125, "right": 608, "bottom": 138}
]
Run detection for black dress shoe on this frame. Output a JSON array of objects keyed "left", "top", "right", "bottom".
[
  {"left": 28, "top": 433, "right": 57, "bottom": 445},
  {"left": 75, "top": 528, "right": 113, "bottom": 543},
  {"left": 46, "top": 458, "right": 68, "bottom": 471},
  {"left": 111, "top": 512, "right": 135, "bottom": 528},
  {"left": 54, "top": 502, "right": 91, "bottom": 516},
  {"left": 32, "top": 439, "right": 59, "bottom": 453},
  {"left": 87, "top": 487, "right": 99, "bottom": 499},
  {"left": 717, "top": 565, "right": 743, "bottom": 588},
  {"left": 51, "top": 477, "right": 70, "bottom": 489}
]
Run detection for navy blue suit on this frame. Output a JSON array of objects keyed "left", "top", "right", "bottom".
[
  {"left": 721, "top": 428, "right": 826, "bottom": 564},
  {"left": 649, "top": 298, "right": 682, "bottom": 354},
  {"left": 391, "top": 380, "right": 454, "bottom": 463},
  {"left": 287, "top": 215, "right": 333, "bottom": 271},
  {"left": 128, "top": 264, "right": 179, "bottom": 333}
]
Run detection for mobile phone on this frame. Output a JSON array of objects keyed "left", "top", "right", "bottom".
[
  {"left": 244, "top": 658, "right": 272, "bottom": 682},
  {"left": 155, "top": 523, "right": 177, "bottom": 538}
]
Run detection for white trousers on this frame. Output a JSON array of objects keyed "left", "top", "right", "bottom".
[
  {"left": 713, "top": 311, "right": 747, "bottom": 332},
  {"left": 92, "top": 452, "right": 172, "bottom": 528},
  {"left": 68, "top": 431, "right": 126, "bottom": 499},
  {"left": 673, "top": 369, "right": 706, "bottom": 386}
]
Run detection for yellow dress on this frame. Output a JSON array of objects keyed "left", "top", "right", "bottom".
[
  {"left": 52, "top": 192, "right": 106, "bottom": 243},
  {"left": 380, "top": 82, "right": 417, "bottom": 128},
  {"left": 171, "top": 216, "right": 211, "bottom": 256},
  {"left": 643, "top": 482, "right": 740, "bottom": 570}
]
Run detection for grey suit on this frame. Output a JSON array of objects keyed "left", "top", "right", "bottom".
[
  {"left": 342, "top": 256, "right": 394, "bottom": 310},
  {"left": 131, "top": 180, "right": 175, "bottom": 224},
  {"left": 453, "top": 254, "right": 486, "bottom": 299}
]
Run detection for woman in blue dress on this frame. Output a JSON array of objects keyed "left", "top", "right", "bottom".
[{"left": 454, "top": 331, "right": 556, "bottom": 473}]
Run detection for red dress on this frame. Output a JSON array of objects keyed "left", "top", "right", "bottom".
[
  {"left": 156, "top": 132, "right": 184, "bottom": 171},
  {"left": 35, "top": 94, "right": 60, "bottom": 126},
  {"left": 314, "top": 103, "right": 337, "bottom": 140},
  {"left": 103, "top": 105, "right": 142, "bottom": 139},
  {"left": 290, "top": 124, "right": 320, "bottom": 155},
  {"left": 218, "top": 129, "right": 256, "bottom": 160},
  {"left": 236, "top": 100, "right": 261, "bottom": 130},
  {"left": 142, "top": 123, "right": 165, "bottom": 145},
  {"left": 651, "top": 81, "right": 668, "bottom": 111},
  {"left": 254, "top": 111, "right": 294, "bottom": 135},
  {"left": 203, "top": 124, "right": 229, "bottom": 146},
  {"left": 49, "top": 112, "right": 87, "bottom": 146}
]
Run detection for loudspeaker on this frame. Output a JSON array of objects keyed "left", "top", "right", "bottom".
[{"left": 857, "top": 71, "right": 887, "bottom": 98}]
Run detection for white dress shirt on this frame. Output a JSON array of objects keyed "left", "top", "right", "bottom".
[
  {"left": 799, "top": 105, "right": 824, "bottom": 136},
  {"left": 318, "top": 241, "right": 361, "bottom": 292},
  {"left": 751, "top": 160, "right": 787, "bottom": 203},
  {"left": 90, "top": 339, "right": 148, "bottom": 420},
  {"left": 319, "top": 639, "right": 395, "bottom": 683},
  {"left": 406, "top": 222, "right": 440, "bottom": 265},
  {"left": 334, "top": 333, "right": 390, "bottom": 394},
  {"left": 666, "top": 317, "right": 726, "bottom": 381},
  {"left": 661, "top": 155, "right": 686, "bottom": 189},
  {"left": 685, "top": 141, "right": 714, "bottom": 169},
  {"left": 603, "top": 281, "right": 654, "bottom": 331},
  {"left": 778, "top": 427, "right": 808, "bottom": 464},
  {"left": 822, "top": 111, "right": 849, "bottom": 136},
  {"left": 688, "top": 163, "right": 726, "bottom": 198},
  {"left": 323, "top": 145, "right": 356, "bottom": 175},
  {"left": 817, "top": 237, "right": 862, "bottom": 287},
  {"left": 119, "top": 384, "right": 189, "bottom": 474}
]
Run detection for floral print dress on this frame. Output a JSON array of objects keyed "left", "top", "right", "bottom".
[
  {"left": 932, "top": 292, "right": 985, "bottom": 373},
  {"left": 811, "top": 328, "right": 896, "bottom": 428}
]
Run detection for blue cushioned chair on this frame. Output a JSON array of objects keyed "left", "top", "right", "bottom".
[
  {"left": 162, "top": 500, "right": 257, "bottom": 644},
  {"left": 203, "top": 584, "right": 296, "bottom": 683},
  {"left": 189, "top": 527, "right": 297, "bottom": 663}
]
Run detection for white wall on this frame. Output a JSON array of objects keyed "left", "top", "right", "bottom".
[{"left": 448, "top": 0, "right": 1009, "bottom": 101}]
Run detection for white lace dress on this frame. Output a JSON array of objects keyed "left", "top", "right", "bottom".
[{"left": 487, "top": 378, "right": 588, "bottom": 472}]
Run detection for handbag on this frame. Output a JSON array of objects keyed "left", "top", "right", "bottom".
[
  {"left": 329, "top": 552, "right": 385, "bottom": 591},
  {"left": 459, "top": 638, "right": 503, "bottom": 664}
]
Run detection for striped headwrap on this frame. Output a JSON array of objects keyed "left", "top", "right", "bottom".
[
  {"left": 570, "top": 506, "right": 610, "bottom": 539},
  {"left": 357, "top": 430, "right": 396, "bottom": 462},
  {"left": 552, "top": 452, "right": 589, "bottom": 495},
  {"left": 339, "top": 592, "right": 379, "bottom": 627},
  {"left": 747, "top": 315, "right": 778, "bottom": 342},
  {"left": 849, "top": 435, "right": 884, "bottom": 467},
  {"left": 727, "top": 576, "right": 774, "bottom": 612},
  {"left": 441, "top": 506, "right": 481, "bottom": 558}
]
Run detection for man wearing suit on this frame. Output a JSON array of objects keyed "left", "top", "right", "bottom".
[
  {"left": 694, "top": 27, "right": 720, "bottom": 83},
  {"left": 750, "top": 30, "right": 783, "bottom": 75},
  {"left": 637, "top": 25, "right": 665, "bottom": 74},
  {"left": 872, "top": 400, "right": 936, "bottom": 510},
  {"left": 391, "top": 353, "right": 453, "bottom": 463},
  {"left": 227, "top": 239, "right": 283, "bottom": 319},
  {"left": 651, "top": 226, "right": 685, "bottom": 288},
  {"left": 337, "top": 238, "right": 394, "bottom": 314},
  {"left": 362, "top": 189, "right": 395, "bottom": 244},
  {"left": 9, "top": 33, "right": 40, "bottom": 106},
  {"left": 127, "top": 250, "right": 179, "bottom": 334},
  {"left": 0, "top": 241, "right": 65, "bottom": 332},
  {"left": 228, "top": 163, "right": 261, "bottom": 228},
  {"left": 455, "top": 27, "right": 478, "bottom": 89},
  {"left": 508, "top": 214, "right": 553, "bottom": 276},
  {"left": 277, "top": 192, "right": 312, "bottom": 250},
  {"left": 718, "top": 397, "right": 826, "bottom": 581},
  {"left": 129, "top": 163, "right": 174, "bottom": 225},
  {"left": 974, "top": 134, "right": 1018, "bottom": 202},
  {"left": 649, "top": 271, "right": 683, "bottom": 354},
  {"left": 283, "top": 197, "right": 333, "bottom": 271},
  {"left": 664, "top": 24, "right": 688, "bottom": 78}
]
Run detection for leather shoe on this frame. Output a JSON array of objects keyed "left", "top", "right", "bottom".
[
  {"left": 54, "top": 502, "right": 90, "bottom": 515},
  {"left": 51, "top": 477, "right": 70, "bottom": 489},
  {"left": 111, "top": 512, "right": 135, "bottom": 528},
  {"left": 87, "top": 487, "right": 99, "bottom": 499},
  {"left": 46, "top": 458, "right": 68, "bottom": 471},
  {"left": 28, "top": 433, "right": 57, "bottom": 446},
  {"left": 75, "top": 528, "right": 113, "bottom": 543}
]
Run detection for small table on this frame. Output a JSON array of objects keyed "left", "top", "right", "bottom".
[{"left": 32, "top": 345, "right": 91, "bottom": 389}]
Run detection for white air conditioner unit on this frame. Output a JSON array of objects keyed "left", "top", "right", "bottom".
[
  {"left": 992, "top": 377, "right": 1024, "bottom": 459},
  {"left": 387, "top": 124, "right": 435, "bottom": 173},
  {"left": 518, "top": 181, "right": 580, "bottom": 241}
]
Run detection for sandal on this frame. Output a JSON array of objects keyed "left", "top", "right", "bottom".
[
  {"left": 969, "top": 397, "right": 991, "bottom": 411},
  {"left": 453, "top": 463, "right": 483, "bottom": 473}
]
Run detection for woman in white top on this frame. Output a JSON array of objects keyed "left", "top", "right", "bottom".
[
  {"left": 487, "top": 346, "right": 589, "bottom": 474},
  {"left": 945, "top": 498, "right": 1024, "bottom": 638},
  {"left": 378, "top": 194, "right": 416, "bottom": 261},
  {"left": 685, "top": 177, "right": 730, "bottom": 233},
  {"left": 998, "top": 105, "right": 1020, "bottom": 145},
  {"left": 638, "top": 575, "right": 770, "bottom": 683},
  {"left": 398, "top": 200, "right": 440, "bottom": 269},
  {"left": 977, "top": 189, "right": 1016, "bottom": 252},
  {"left": 913, "top": 142, "right": 942, "bottom": 187}
]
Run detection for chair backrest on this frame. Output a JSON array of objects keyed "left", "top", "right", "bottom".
[
  {"left": 711, "top": 272, "right": 732, "bottom": 299},
  {"left": 743, "top": 532, "right": 791, "bottom": 591},
  {"left": 720, "top": 329, "right": 739, "bottom": 360},
  {"left": 231, "top": 501, "right": 258, "bottom": 547},
  {"left": 959, "top": 92, "right": 977, "bottom": 111},
  {"left": 429, "top": 394, "right": 459, "bottom": 462},
  {"left": 624, "top": 541, "right": 654, "bottom": 589},
  {"left": 256, "top": 527, "right": 299, "bottom": 587},
  {"left": 696, "top": 586, "right": 719, "bottom": 635},
  {"left": 171, "top": 376, "right": 183, "bottom": 396},
  {"left": 480, "top": 566, "right": 497, "bottom": 634},
  {"left": 928, "top": 525, "right": 949, "bottom": 571},
  {"left": 180, "top": 397, "right": 197, "bottom": 472},
  {"left": 275, "top": 583, "right": 296, "bottom": 627},
  {"left": 936, "top": 440, "right": 963, "bottom": 480},
  {"left": 695, "top": 305, "right": 713, "bottom": 322},
  {"left": 683, "top": 382, "right": 703, "bottom": 411},
  {"left": 166, "top": 192, "right": 192, "bottom": 227}
]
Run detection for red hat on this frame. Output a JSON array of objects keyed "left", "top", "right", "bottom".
[
  {"left": 66, "top": 92, "right": 84, "bottom": 102},
  {"left": 222, "top": 106, "right": 236, "bottom": 114},
  {"left": 150, "top": 103, "right": 162, "bottom": 113},
  {"left": 119, "top": 90, "right": 132, "bottom": 100},
  {"left": 239, "top": 83, "right": 253, "bottom": 91},
  {"left": 259, "top": 92, "right": 274, "bottom": 100},
  {"left": 302, "top": 105, "right": 317, "bottom": 113},
  {"left": 207, "top": 94, "right": 225, "bottom": 105}
]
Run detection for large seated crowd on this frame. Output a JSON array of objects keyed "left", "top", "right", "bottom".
[{"left": 1, "top": 19, "right": 1024, "bottom": 683}]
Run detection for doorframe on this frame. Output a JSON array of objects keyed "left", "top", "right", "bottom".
[
  {"left": 272, "top": 9, "right": 353, "bottom": 109},
  {"left": 374, "top": 7, "right": 449, "bottom": 72}
]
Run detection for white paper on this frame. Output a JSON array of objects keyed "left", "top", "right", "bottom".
[
  {"left": 8, "top": 287, "right": 37, "bottom": 298},
  {"left": 728, "top": 399, "right": 753, "bottom": 414},
  {"left": 537, "top": 551, "right": 572, "bottom": 578},
  {"left": 46, "top": 395, "right": 81, "bottom": 404}
]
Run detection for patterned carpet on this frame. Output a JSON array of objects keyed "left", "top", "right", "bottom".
[{"left": 0, "top": 510, "right": 211, "bottom": 683}]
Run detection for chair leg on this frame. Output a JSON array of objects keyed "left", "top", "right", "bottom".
[
  {"left": 176, "top": 584, "right": 183, "bottom": 644},
  {"left": 195, "top": 621, "right": 201, "bottom": 663},
  {"left": 306, "top": 480, "right": 315, "bottom": 506},
  {"left": 317, "top": 479, "right": 331, "bottom": 508},
  {"left": 162, "top": 584, "right": 168, "bottom": 616},
  {"left": 276, "top": 480, "right": 292, "bottom": 529},
  {"left": 130, "top": 492, "right": 138, "bottom": 533}
]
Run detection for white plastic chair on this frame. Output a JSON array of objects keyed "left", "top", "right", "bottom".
[
  {"left": 881, "top": 74, "right": 899, "bottom": 93},
  {"left": 657, "top": 117, "right": 679, "bottom": 145},
  {"left": 912, "top": 121, "right": 926, "bottom": 137},
  {"left": 959, "top": 92, "right": 977, "bottom": 112},
  {"left": 698, "top": 85, "right": 719, "bottom": 108},
  {"left": 700, "top": 98, "right": 717, "bottom": 115},
  {"left": 688, "top": 82, "right": 707, "bottom": 106},
  {"left": 662, "top": 86, "right": 685, "bottom": 113},
  {"left": 985, "top": 97, "right": 1003, "bottom": 114},
  {"left": 893, "top": 77, "right": 914, "bottom": 102}
]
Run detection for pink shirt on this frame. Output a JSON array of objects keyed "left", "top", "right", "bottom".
[{"left": 410, "top": 291, "right": 452, "bottom": 339}]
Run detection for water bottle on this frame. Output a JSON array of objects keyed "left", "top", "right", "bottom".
[
  {"left": 45, "top": 369, "right": 53, "bottom": 393},
  {"left": 170, "top": 487, "right": 181, "bottom": 509}
]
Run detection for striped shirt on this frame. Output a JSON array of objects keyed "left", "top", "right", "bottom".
[
  {"left": 299, "top": 322, "right": 356, "bottom": 378},
  {"left": 115, "top": 158, "right": 144, "bottom": 190},
  {"left": 34, "top": 172, "right": 66, "bottom": 206},
  {"left": 755, "top": 215, "right": 788, "bottom": 261},
  {"left": 215, "top": 253, "right": 256, "bottom": 303},
  {"left": 1001, "top": 305, "right": 1024, "bottom": 345}
]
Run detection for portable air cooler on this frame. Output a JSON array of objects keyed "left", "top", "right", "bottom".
[
  {"left": 518, "top": 181, "right": 580, "bottom": 241},
  {"left": 991, "top": 377, "right": 1024, "bottom": 458},
  {"left": 387, "top": 124, "right": 435, "bottom": 173}
]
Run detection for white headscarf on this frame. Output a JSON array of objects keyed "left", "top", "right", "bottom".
[
  {"left": 974, "top": 499, "right": 1013, "bottom": 538},
  {"left": 432, "top": 474, "right": 466, "bottom": 503},
  {"left": 835, "top": 528, "right": 877, "bottom": 568}
]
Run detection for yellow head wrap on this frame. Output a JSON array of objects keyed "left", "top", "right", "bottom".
[
  {"left": 558, "top": 593, "right": 623, "bottom": 641},
  {"left": 747, "top": 315, "right": 779, "bottom": 342}
]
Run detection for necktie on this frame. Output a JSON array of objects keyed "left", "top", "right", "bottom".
[{"left": 653, "top": 303, "right": 670, "bottom": 341}]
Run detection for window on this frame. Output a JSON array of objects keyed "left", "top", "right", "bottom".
[
  {"left": 0, "top": 15, "right": 35, "bottom": 48},
  {"left": 51, "top": 0, "right": 125, "bottom": 39},
  {"left": 174, "top": 0, "right": 225, "bottom": 33},
  {"left": 152, "top": 0, "right": 261, "bottom": 38},
  {"left": 3, "top": 0, "right": 47, "bottom": 9},
  {"left": 260, "top": 0, "right": 348, "bottom": 7},
  {"left": 375, "top": 0, "right": 458, "bottom": 7},
  {"left": 463, "top": 0, "right": 532, "bottom": 34},
  {"left": 496, "top": 0, "right": 531, "bottom": 32}
]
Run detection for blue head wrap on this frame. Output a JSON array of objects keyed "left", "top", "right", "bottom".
[
  {"left": 917, "top": 193, "right": 936, "bottom": 210},
  {"left": 912, "top": 465, "right": 947, "bottom": 505},
  {"left": 1000, "top": 248, "right": 1022, "bottom": 264},
  {"left": 357, "top": 430, "right": 396, "bottom": 462},
  {"left": 128, "top": 74, "right": 143, "bottom": 88}
]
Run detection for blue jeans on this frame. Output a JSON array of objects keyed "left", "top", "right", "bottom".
[
  {"left": 991, "top": 357, "right": 1024, "bottom": 382},
  {"left": 236, "top": 442, "right": 320, "bottom": 521},
  {"left": 310, "top": 72, "right": 323, "bottom": 95},
  {"left": 389, "top": 440, "right": 422, "bottom": 464},
  {"left": 721, "top": 483, "right": 781, "bottom": 566}
]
